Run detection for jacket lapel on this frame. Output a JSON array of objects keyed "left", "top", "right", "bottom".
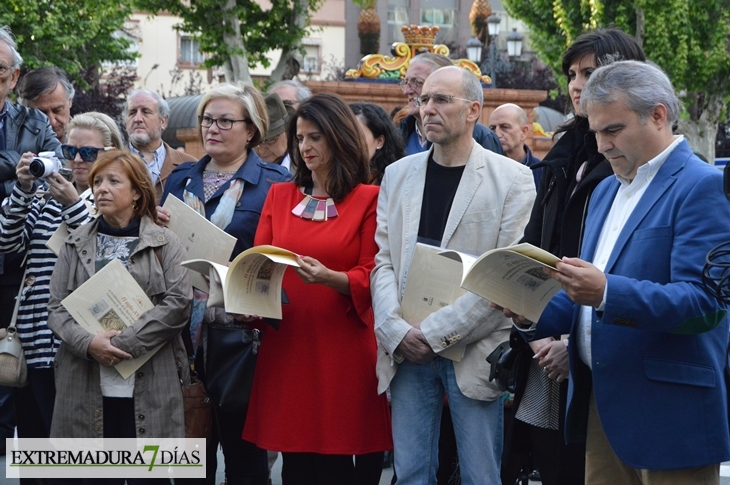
[
  {"left": 603, "top": 142, "right": 686, "bottom": 273},
  {"left": 402, "top": 151, "right": 428, "bottom": 268},
  {"left": 442, "top": 144, "right": 483, "bottom": 247}
]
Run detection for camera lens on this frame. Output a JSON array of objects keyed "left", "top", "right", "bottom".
[{"left": 28, "top": 158, "right": 51, "bottom": 178}]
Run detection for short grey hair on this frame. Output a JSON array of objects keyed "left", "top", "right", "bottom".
[
  {"left": 126, "top": 88, "right": 170, "bottom": 120},
  {"left": 410, "top": 53, "right": 453, "bottom": 75},
  {"left": 459, "top": 67, "right": 484, "bottom": 107},
  {"left": 0, "top": 26, "right": 23, "bottom": 68},
  {"left": 580, "top": 60, "right": 679, "bottom": 125},
  {"left": 267, "top": 79, "right": 311, "bottom": 103},
  {"left": 17, "top": 67, "right": 75, "bottom": 106}
]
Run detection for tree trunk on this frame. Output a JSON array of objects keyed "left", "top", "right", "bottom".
[
  {"left": 676, "top": 93, "right": 726, "bottom": 164},
  {"left": 222, "top": 0, "right": 252, "bottom": 84},
  {"left": 635, "top": 7, "right": 645, "bottom": 48},
  {"left": 269, "top": 0, "right": 308, "bottom": 82}
]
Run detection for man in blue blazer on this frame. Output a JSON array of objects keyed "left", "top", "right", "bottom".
[{"left": 516, "top": 60, "right": 730, "bottom": 484}]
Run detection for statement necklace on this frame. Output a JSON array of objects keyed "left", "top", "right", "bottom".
[{"left": 291, "top": 186, "right": 338, "bottom": 221}]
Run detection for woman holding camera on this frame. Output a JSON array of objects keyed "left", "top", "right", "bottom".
[{"left": 0, "top": 112, "right": 123, "bottom": 450}]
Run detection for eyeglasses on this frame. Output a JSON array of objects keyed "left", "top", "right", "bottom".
[
  {"left": 199, "top": 115, "right": 250, "bottom": 130},
  {"left": 61, "top": 145, "right": 114, "bottom": 163},
  {"left": 399, "top": 77, "right": 425, "bottom": 92},
  {"left": 415, "top": 93, "right": 474, "bottom": 107}
]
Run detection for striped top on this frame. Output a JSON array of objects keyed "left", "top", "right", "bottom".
[{"left": 0, "top": 183, "right": 93, "bottom": 368}]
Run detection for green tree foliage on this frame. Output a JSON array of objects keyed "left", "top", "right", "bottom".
[
  {"left": 0, "top": 0, "right": 135, "bottom": 86},
  {"left": 133, "top": 0, "right": 324, "bottom": 83},
  {"left": 503, "top": 0, "right": 730, "bottom": 160}
]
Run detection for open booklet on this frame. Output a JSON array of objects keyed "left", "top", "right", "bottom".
[
  {"left": 401, "top": 243, "right": 471, "bottom": 361},
  {"left": 61, "top": 258, "right": 163, "bottom": 379},
  {"left": 162, "top": 194, "right": 237, "bottom": 292},
  {"left": 439, "top": 243, "right": 562, "bottom": 323},
  {"left": 181, "top": 245, "right": 299, "bottom": 319}
]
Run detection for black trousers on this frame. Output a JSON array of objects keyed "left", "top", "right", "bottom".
[
  {"left": 215, "top": 405, "right": 269, "bottom": 485},
  {"left": 14, "top": 367, "right": 56, "bottom": 485},
  {"left": 281, "top": 451, "right": 384, "bottom": 485}
]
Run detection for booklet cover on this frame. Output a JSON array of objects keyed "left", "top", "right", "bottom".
[
  {"left": 162, "top": 194, "right": 237, "bottom": 292},
  {"left": 61, "top": 258, "right": 163, "bottom": 379},
  {"left": 401, "top": 243, "right": 472, "bottom": 362}
]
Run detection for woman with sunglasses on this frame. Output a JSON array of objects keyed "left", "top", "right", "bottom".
[
  {"left": 161, "top": 82, "right": 291, "bottom": 485},
  {"left": 0, "top": 111, "right": 123, "bottom": 455}
]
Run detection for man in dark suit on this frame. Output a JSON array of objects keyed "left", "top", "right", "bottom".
[{"left": 512, "top": 60, "right": 730, "bottom": 484}]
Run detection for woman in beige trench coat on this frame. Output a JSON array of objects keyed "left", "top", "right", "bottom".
[{"left": 47, "top": 151, "right": 191, "bottom": 445}]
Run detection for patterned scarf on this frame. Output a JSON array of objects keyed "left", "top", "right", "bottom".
[{"left": 182, "top": 175, "right": 244, "bottom": 358}]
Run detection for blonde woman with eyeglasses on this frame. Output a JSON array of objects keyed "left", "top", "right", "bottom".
[{"left": 160, "top": 82, "right": 292, "bottom": 485}]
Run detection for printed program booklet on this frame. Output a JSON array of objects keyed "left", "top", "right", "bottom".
[
  {"left": 181, "top": 245, "right": 299, "bottom": 319},
  {"left": 61, "top": 258, "right": 163, "bottom": 379},
  {"left": 162, "top": 194, "right": 237, "bottom": 292},
  {"left": 439, "top": 243, "right": 562, "bottom": 323}
]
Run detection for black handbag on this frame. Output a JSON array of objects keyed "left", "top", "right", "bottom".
[
  {"left": 205, "top": 324, "right": 260, "bottom": 411},
  {"left": 486, "top": 340, "right": 524, "bottom": 393}
]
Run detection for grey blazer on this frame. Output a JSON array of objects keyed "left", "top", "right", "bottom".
[{"left": 371, "top": 142, "right": 536, "bottom": 401}]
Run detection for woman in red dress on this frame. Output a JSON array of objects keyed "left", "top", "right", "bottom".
[{"left": 243, "top": 93, "right": 392, "bottom": 484}]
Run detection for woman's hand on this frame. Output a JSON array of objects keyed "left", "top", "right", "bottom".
[
  {"left": 534, "top": 339, "right": 569, "bottom": 382},
  {"left": 295, "top": 255, "right": 351, "bottom": 295},
  {"left": 15, "top": 153, "right": 37, "bottom": 193},
  {"left": 88, "top": 330, "right": 133, "bottom": 367},
  {"left": 46, "top": 172, "right": 80, "bottom": 207},
  {"left": 156, "top": 206, "right": 171, "bottom": 226}
]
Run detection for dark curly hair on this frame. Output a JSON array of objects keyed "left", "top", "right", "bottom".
[{"left": 350, "top": 102, "right": 405, "bottom": 185}]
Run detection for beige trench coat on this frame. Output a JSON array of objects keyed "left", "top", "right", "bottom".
[{"left": 47, "top": 216, "right": 192, "bottom": 438}]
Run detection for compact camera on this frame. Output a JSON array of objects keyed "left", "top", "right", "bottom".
[{"left": 28, "top": 152, "right": 72, "bottom": 181}]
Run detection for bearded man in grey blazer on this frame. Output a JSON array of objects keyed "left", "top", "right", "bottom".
[{"left": 371, "top": 66, "right": 536, "bottom": 484}]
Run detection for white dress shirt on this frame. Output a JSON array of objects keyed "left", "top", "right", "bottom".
[{"left": 577, "top": 135, "right": 684, "bottom": 369}]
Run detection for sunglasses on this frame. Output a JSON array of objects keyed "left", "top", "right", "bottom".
[{"left": 61, "top": 145, "right": 114, "bottom": 163}]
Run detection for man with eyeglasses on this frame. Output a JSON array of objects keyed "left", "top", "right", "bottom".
[
  {"left": 0, "top": 25, "right": 62, "bottom": 459},
  {"left": 125, "top": 88, "right": 196, "bottom": 203},
  {"left": 372, "top": 66, "right": 535, "bottom": 484},
  {"left": 399, "top": 53, "right": 503, "bottom": 157},
  {"left": 267, "top": 79, "right": 311, "bottom": 110}
]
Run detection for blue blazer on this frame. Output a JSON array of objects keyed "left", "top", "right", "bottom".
[{"left": 535, "top": 139, "right": 730, "bottom": 469}]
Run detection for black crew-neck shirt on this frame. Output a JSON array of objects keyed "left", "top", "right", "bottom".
[{"left": 417, "top": 154, "right": 466, "bottom": 245}]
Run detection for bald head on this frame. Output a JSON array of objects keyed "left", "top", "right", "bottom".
[{"left": 488, "top": 103, "right": 530, "bottom": 162}]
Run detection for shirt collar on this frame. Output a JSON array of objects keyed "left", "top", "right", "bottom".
[{"left": 615, "top": 135, "right": 684, "bottom": 187}]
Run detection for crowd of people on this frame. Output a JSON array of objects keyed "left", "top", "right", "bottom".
[{"left": 0, "top": 20, "right": 728, "bottom": 485}]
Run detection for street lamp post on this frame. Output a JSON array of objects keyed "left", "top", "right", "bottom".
[{"left": 485, "top": 13, "right": 501, "bottom": 86}]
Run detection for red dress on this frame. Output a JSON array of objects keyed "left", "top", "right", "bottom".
[{"left": 243, "top": 182, "right": 392, "bottom": 454}]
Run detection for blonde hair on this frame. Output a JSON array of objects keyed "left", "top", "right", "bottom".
[
  {"left": 196, "top": 82, "right": 268, "bottom": 148},
  {"left": 67, "top": 112, "right": 124, "bottom": 149}
]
